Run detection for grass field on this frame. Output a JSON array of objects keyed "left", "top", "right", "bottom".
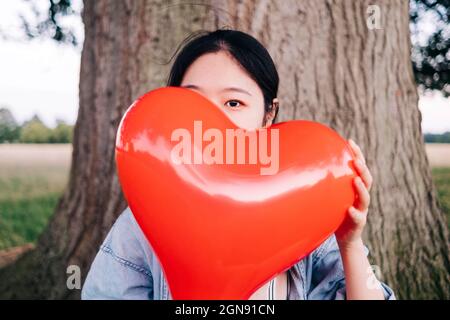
[
  {"left": 0, "top": 144, "right": 71, "bottom": 250},
  {"left": 432, "top": 167, "right": 450, "bottom": 229},
  {"left": 0, "top": 143, "right": 449, "bottom": 252},
  {"left": 425, "top": 144, "right": 450, "bottom": 229}
]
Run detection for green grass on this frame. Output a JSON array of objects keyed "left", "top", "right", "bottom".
[
  {"left": 0, "top": 193, "right": 62, "bottom": 250},
  {"left": 0, "top": 145, "right": 70, "bottom": 251},
  {"left": 431, "top": 167, "right": 450, "bottom": 229},
  {"left": 0, "top": 168, "right": 67, "bottom": 250}
]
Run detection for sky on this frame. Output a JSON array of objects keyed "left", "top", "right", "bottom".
[
  {"left": 0, "top": 0, "right": 82, "bottom": 128},
  {"left": 0, "top": 1, "right": 448, "bottom": 132}
]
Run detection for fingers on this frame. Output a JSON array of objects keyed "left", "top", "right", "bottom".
[
  {"left": 348, "top": 205, "right": 367, "bottom": 225},
  {"left": 354, "top": 158, "right": 373, "bottom": 191},
  {"left": 348, "top": 139, "right": 373, "bottom": 191},
  {"left": 348, "top": 139, "right": 366, "bottom": 164},
  {"left": 354, "top": 176, "right": 370, "bottom": 212}
]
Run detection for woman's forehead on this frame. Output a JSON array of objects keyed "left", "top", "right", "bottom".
[{"left": 180, "top": 51, "right": 262, "bottom": 95}]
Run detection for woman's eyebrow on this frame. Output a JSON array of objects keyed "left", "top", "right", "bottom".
[
  {"left": 181, "top": 84, "right": 252, "bottom": 96},
  {"left": 181, "top": 84, "right": 201, "bottom": 90},
  {"left": 221, "top": 87, "right": 252, "bottom": 96}
]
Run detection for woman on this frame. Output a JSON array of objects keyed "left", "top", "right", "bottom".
[{"left": 82, "top": 29, "right": 396, "bottom": 300}]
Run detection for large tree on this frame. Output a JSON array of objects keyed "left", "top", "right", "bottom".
[{"left": 0, "top": 0, "right": 448, "bottom": 299}]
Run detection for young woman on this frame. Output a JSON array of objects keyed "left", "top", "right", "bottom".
[{"left": 82, "top": 29, "right": 396, "bottom": 300}]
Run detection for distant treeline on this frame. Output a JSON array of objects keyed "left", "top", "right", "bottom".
[
  {"left": 424, "top": 132, "right": 450, "bottom": 143},
  {"left": 0, "top": 107, "right": 73, "bottom": 143}
]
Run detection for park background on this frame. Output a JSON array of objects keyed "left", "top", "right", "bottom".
[{"left": 0, "top": 0, "right": 449, "bottom": 299}]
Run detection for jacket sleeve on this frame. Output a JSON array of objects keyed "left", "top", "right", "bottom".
[
  {"left": 307, "top": 234, "right": 396, "bottom": 300},
  {"left": 81, "top": 209, "right": 154, "bottom": 300}
]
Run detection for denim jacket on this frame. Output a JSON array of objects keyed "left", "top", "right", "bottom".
[{"left": 82, "top": 207, "right": 396, "bottom": 300}]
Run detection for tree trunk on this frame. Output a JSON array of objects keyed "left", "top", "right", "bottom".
[{"left": 0, "top": 0, "right": 448, "bottom": 299}]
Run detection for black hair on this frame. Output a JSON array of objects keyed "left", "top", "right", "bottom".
[{"left": 166, "top": 29, "right": 280, "bottom": 123}]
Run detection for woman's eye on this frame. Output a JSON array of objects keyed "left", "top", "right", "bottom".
[{"left": 225, "top": 100, "right": 244, "bottom": 108}]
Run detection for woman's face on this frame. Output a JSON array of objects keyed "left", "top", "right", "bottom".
[{"left": 180, "top": 51, "right": 267, "bottom": 130}]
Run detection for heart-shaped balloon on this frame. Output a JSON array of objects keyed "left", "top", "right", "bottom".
[{"left": 115, "top": 86, "right": 357, "bottom": 300}]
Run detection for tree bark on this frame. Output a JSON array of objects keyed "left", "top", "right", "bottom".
[{"left": 0, "top": 0, "right": 448, "bottom": 299}]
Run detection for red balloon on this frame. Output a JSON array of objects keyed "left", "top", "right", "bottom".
[{"left": 115, "top": 86, "right": 357, "bottom": 299}]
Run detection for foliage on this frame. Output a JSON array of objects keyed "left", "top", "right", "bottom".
[
  {"left": 19, "top": 115, "right": 53, "bottom": 143},
  {"left": 424, "top": 131, "right": 450, "bottom": 143},
  {"left": 410, "top": 0, "right": 450, "bottom": 96},
  {"left": 0, "top": 107, "right": 21, "bottom": 143},
  {"left": 0, "top": 108, "right": 73, "bottom": 144}
]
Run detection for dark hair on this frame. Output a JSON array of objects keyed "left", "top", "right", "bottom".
[{"left": 166, "top": 29, "right": 280, "bottom": 122}]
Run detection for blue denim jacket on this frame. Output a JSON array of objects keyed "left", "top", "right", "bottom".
[{"left": 81, "top": 207, "right": 396, "bottom": 300}]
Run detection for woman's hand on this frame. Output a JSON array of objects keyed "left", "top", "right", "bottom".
[
  {"left": 333, "top": 140, "right": 386, "bottom": 300},
  {"left": 335, "top": 139, "right": 373, "bottom": 250}
]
